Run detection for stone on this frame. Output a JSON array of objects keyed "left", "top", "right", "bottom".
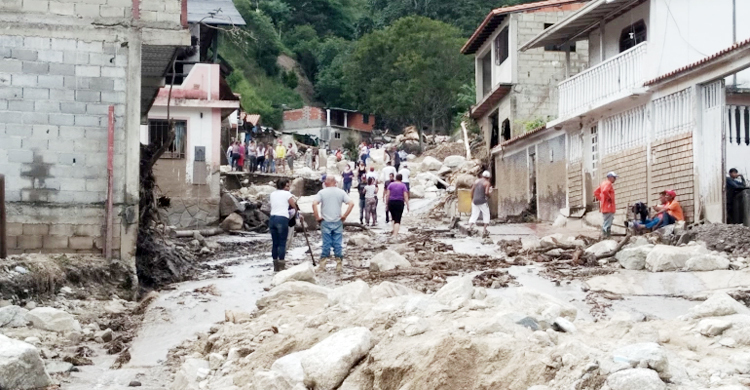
[
  {"left": 370, "top": 281, "right": 421, "bottom": 300},
  {"left": 328, "top": 280, "right": 372, "bottom": 307},
  {"left": 24, "top": 337, "right": 40, "bottom": 345},
  {"left": 254, "top": 370, "right": 304, "bottom": 390},
  {"left": 26, "top": 307, "right": 81, "bottom": 333},
  {"left": 645, "top": 244, "right": 708, "bottom": 272},
  {"left": 697, "top": 318, "right": 732, "bottom": 336},
  {"left": 521, "top": 237, "right": 541, "bottom": 251},
  {"left": 552, "top": 214, "right": 567, "bottom": 227},
  {"left": 59, "top": 286, "right": 73, "bottom": 295},
  {"left": 0, "top": 305, "right": 29, "bottom": 328},
  {"left": 68, "top": 331, "right": 82, "bottom": 343},
  {"left": 472, "top": 287, "right": 487, "bottom": 300},
  {"left": 552, "top": 317, "right": 577, "bottom": 333},
  {"left": 95, "top": 328, "right": 113, "bottom": 343},
  {"left": 25, "top": 301, "right": 37, "bottom": 310},
  {"left": 454, "top": 173, "right": 475, "bottom": 189},
  {"left": 220, "top": 212, "right": 244, "bottom": 231},
  {"left": 443, "top": 155, "right": 466, "bottom": 168},
  {"left": 684, "top": 254, "right": 731, "bottom": 271},
  {"left": 409, "top": 185, "right": 425, "bottom": 199},
  {"left": 104, "top": 300, "right": 126, "bottom": 314},
  {"left": 615, "top": 245, "right": 654, "bottom": 270},
  {"left": 14, "top": 266, "right": 28, "bottom": 274},
  {"left": 129, "top": 381, "right": 142, "bottom": 387},
  {"left": 730, "top": 353, "right": 750, "bottom": 374},
  {"left": 687, "top": 292, "right": 748, "bottom": 319},
  {"left": 516, "top": 317, "right": 540, "bottom": 331},
  {"left": 347, "top": 234, "right": 372, "bottom": 247},
  {"left": 606, "top": 368, "right": 666, "bottom": 390},
  {"left": 420, "top": 156, "right": 443, "bottom": 171},
  {"left": 433, "top": 276, "right": 474, "bottom": 305},
  {"left": 528, "top": 386, "right": 552, "bottom": 390},
  {"left": 370, "top": 250, "right": 411, "bottom": 272},
  {"left": 271, "top": 351, "right": 306, "bottom": 386},
  {"left": 209, "top": 353, "right": 225, "bottom": 370},
  {"left": 45, "top": 360, "right": 74, "bottom": 374},
  {"left": 301, "top": 327, "right": 374, "bottom": 390},
  {"left": 585, "top": 240, "right": 618, "bottom": 256},
  {"left": 256, "top": 282, "right": 331, "bottom": 310},
  {"left": 0, "top": 334, "right": 52, "bottom": 390},
  {"left": 611, "top": 343, "right": 669, "bottom": 379},
  {"left": 170, "top": 358, "right": 209, "bottom": 390},
  {"left": 220, "top": 193, "right": 242, "bottom": 217},
  {"left": 272, "top": 262, "right": 316, "bottom": 286},
  {"left": 401, "top": 316, "right": 429, "bottom": 336},
  {"left": 290, "top": 177, "right": 306, "bottom": 197}
]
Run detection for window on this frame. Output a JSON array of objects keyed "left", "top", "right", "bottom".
[
  {"left": 495, "top": 27, "right": 509, "bottom": 65},
  {"left": 481, "top": 51, "right": 492, "bottom": 96},
  {"left": 543, "top": 23, "right": 576, "bottom": 52},
  {"left": 501, "top": 119, "right": 511, "bottom": 141},
  {"left": 619, "top": 20, "right": 647, "bottom": 53},
  {"left": 149, "top": 119, "right": 187, "bottom": 159},
  {"left": 363, "top": 114, "right": 370, "bottom": 124},
  {"left": 334, "top": 132, "right": 341, "bottom": 139}
]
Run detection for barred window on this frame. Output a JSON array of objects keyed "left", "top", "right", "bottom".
[{"left": 149, "top": 119, "right": 187, "bottom": 159}]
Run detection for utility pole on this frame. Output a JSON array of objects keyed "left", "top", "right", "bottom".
[{"left": 0, "top": 174, "right": 6, "bottom": 259}]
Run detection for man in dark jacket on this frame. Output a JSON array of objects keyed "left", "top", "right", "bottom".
[{"left": 727, "top": 168, "right": 748, "bottom": 224}]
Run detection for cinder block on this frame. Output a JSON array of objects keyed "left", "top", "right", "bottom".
[
  {"left": 23, "top": 37, "right": 50, "bottom": 50},
  {"left": 84, "top": 179, "right": 107, "bottom": 192},
  {"left": 8, "top": 149, "right": 33, "bottom": 163},
  {"left": 63, "top": 51, "right": 89, "bottom": 65},
  {"left": 101, "top": 91, "right": 124, "bottom": 104},
  {"left": 22, "top": 138, "right": 49, "bottom": 150},
  {"left": 99, "top": 5, "right": 123, "bottom": 17},
  {"left": 75, "top": 3, "right": 100, "bottom": 17},
  {"left": 74, "top": 115, "right": 101, "bottom": 127},
  {"left": 11, "top": 49, "right": 37, "bottom": 61},
  {"left": 74, "top": 139, "right": 103, "bottom": 152},
  {"left": 23, "top": 223, "right": 50, "bottom": 236},
  {"left": 89, "top": 53, "right": 115, "bottom": 67},
  {"left": 49, "top": 63, "right": 75, "bottom": 76},
  {"left": 49, "top": 88, "right": 75, "bottom": 101},
  {"left": 0, "top": 36, "right": 23, "bottom": 48},
  {"left": 0, "top": 87, "right": 22, "bottom": 99},
  {"left": 74, "top": 224, "right": 102, "bottom": 237},
  {"left": 57, "top": 153, "right": 83, "bottom": 166},
  {"left": 89, "top": 78, "right": 114, "bottom": 91},
  {"left": 18, "top": 235, "right": 43, "bottom": 249},
  {"left": 32, "top": 124, "right": 59, "bottom": 137},
  {"left": 6, "top": 236, "right": 18, "bottom": 250},
  {"left": 47, "top": 139, "right": 75, "bottom": 151},
  {"left": 49, "top": 114, "right": 75, "bottom": 126},
  {"left": 77, "top": 40, "right": 103, "bottom": 52},
  {"left": 9, "top": 100, "right": 34, "bottom": 111},
  {"left": 37, "top": 75, "right": 64, "bottom": 88},
  {"left": 38, "top": 50, "right": 63, "bottom": 63},
  {"left": 69, "top": 236, "right": 94, "bottom": 250},
  {"left": 6, "top": 222, "right": 23, "bottom": 236},
  {"left": 75, "top": 90, "right": 100, "bottom": 102},
  {"left": 75, "top": 65, "right": 100, "bottom": 77},
  {"left": 43, "top": 235, "right": 69, "bottom": 249},
  {"left": 100, "top": 67, "right": 125, "bottom": 78},
  {"left": 60, "top": 102, "right": 87, "bottom": 114},
  {"left": 49, "top": 1, "right": 75, "bottom": 15},
  {"left": 58, "top": 126, "right": 85, "bottom": 139},
  {"left": 86, "top": 103, "right": 110, "bottom": 115},
  {"left": 49, "top": 223, "right": 75, "bottom": 236},
  {"left": 23, "top": 87, "right": 49, "bottom": 99}
]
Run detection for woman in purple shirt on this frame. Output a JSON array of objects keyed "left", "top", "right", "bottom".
[{"left": 385, "top": 173, "right": 409, "bottom": 238}]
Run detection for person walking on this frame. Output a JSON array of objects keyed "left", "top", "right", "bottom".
[
  {"left": 364, "top": 177, "right": 378, "bottom": 226},
  {"left": 355, "top": 161, "right": 367, "bottom": 182},
  {"left": 385, "top": 174, "right": 409, "bottom": 238},
  {"left": 256, "top": 143, "right": 266, "bottom": 172},
  {"left": 286, "top": 142, "right": 297, "bottom": 174},
  {"left": 238, "top": 142, "right": 246, "bottom": 172},
  {"left": 383, "top": 172, "right": 395, "bottom": 223},
  {"left": 269, "top": 178, "right": 297, "bottom": 272},
  {"left": 394, "top": 148, "right": 401, "bottom": 172},
  {"left": 342, "top": 165, "right": 354, "bottom": 193},
  {"left": 594, "top": 172, "right": 618, "bottom": 238},
  {"left": 267, "top": 143, "right": 276, "bottom": 173},
  {"left": 382, "top": 161, "right": 397, "bottom": 184},
  {"left": 305, "top": 148, "right": 313, "bottom": 168},
  {"left": 313, "top": 176, "right": 355, "bottom": 273},
  {"left": 398, "top": 163, "right": 411, "bottom": 192},
  {"left": 231, "top": 141, "right": 241, "bottom": 171},
  {"left": 247, "top": 141, "right": 257, "bottom": 173},
  {"left": 275, "top": 140, "right": 286, "bottom": 174},
  {"left": 357, "top": 173, "right": 367, "bottom": 224},
  {"left": 468, "top": 171, "right": 492, "bottom": 235}
]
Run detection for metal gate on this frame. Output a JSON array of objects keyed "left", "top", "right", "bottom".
[{"left": 698, "top": 80, "right": 726, "bottom": 222}]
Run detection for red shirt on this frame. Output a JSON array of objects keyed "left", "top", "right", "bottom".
[{"left": 594, "top": 180, "right": 616, "bottom": 213}]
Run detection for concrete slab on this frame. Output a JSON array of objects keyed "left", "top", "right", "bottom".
[{"left": 587, "top": 269, "right": 750, "bottom": 297}]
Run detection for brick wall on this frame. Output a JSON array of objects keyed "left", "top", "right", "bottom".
[
  {"left": 568, "top": 160, "right": 583, "bottom": 208},
  {"left": 347, "top": 112, "right": 374, "bottom": 133},
  {"left": 651, "top": 133, "right": 694, "bottom": 221},
  {"left": 536, "top": 135, "right": 567, "bottom": 221},
  {"left": 601, "top": 145, "right": 648, "bottom": 220},
  {"left": 513, "top": 11, "right": 589, "bottom": 138},
  {"left": 495, "top": 149, "right": 529, "bottom": 220},
  {"left": 1, "top": 0, "right": 183, "bottom": 24},
  {"left": 283, "top": 107, "right": 326, "bottom": 131}
]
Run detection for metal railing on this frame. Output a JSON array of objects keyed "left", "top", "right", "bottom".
[{"left": 558, "top": 42, "right": 648, "bottom": 119}]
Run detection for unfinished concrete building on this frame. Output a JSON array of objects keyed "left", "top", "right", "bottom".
[{"left": 0, "top": 1, "right": 191, "bottom": 269}]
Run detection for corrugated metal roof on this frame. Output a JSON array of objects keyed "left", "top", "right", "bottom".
[
  {"left": 462, "top": 0, "right": 588, "bottom": 55},
  {"left": 644, "top": 37, "right": 750, "bottom": 86},
  {"left": 498, "top": 124, "right": 549, "bottom": 149},
  {"left": 188, "top": 0, "right": 246, "bottom": 26},
  {"left": 520, "top": 0, "right": 645, "bottom": 51}
]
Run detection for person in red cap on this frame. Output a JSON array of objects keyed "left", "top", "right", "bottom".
[{"left": 633, "top": 189, "right": 684, "bottom": 231}]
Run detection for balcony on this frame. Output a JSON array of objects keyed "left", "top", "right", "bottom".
[{"left": 557, "top": 42, "right": 648, "bottom": 120}]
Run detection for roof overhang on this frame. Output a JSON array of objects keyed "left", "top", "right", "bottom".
[
  {"left": 520, "top": 0, "right": 646, "bottom": 52},
  {"left": 470, "top": 84, "right": 513, "bottom": 119},
  {"left": 188, "top": 0, "right": 246, "bottom": 26}
]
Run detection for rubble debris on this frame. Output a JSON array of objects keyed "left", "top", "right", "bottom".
[
  {"left": 681, "top": 223, "right": 750, "bottom": 257},
  {"left": 0, "top": 305, "right": 28, "bottom": 328},
  {"left": 26, "top": 307, "right": 81, "bottom": 333},
  {"left": 0, "top": 334, "right": 52, "bottom": 390},
  {"left": 369, "top": 250, "right": 411, "bottom": 272}
]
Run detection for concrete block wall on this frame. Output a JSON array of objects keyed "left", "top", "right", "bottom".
[
  {"left": 651, "top": 132, "right": 694, "bottom": 221},
  {"left": 495, "top": 149, "right": 529, "bottom": 220},
  {"left": 513, "top": 11, "right": 589, "bottom": 138},
  {"left": 601, "top": 145, "right": 649, "bottom": 221},
  {"left": 535, "top": 135, "right": 567, "bottom": 221},
  {"left": 0, "top": 34, "right": 129, "bottom": 254},
  {"left": 568, "top": 160, "right": 583, "bottom": 208},
  {"left": 0, "top": 0, "right": 183, "bottom": 25}
]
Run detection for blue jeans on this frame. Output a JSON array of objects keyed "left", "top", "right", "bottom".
[
  {"left": 321, "top": 220, "right": 344, "bottom": 259},
  {"left": 359, "top": 198, "right": 366, "bottom": 222},
  {"left": 343, "top": 181, "right": 352, "bottom": 193},
  {"left": 269, "top": 216, "right": 289, "bottom": 260},
  {"left": 602, "top": 212, "right": 614, "bottom": 237},
  {"left": 643, "top": 212, "right": 675, "bottom": 230}
]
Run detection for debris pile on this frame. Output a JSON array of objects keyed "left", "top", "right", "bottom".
[{"left": 681, "top": 223, "right": 750, "bottom": 258}]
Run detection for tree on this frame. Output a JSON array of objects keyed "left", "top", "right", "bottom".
[{"left": 343, "top": 16, "right": 472, "bottom": 148}]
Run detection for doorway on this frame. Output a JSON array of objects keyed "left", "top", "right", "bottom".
[
  {"left": 489, "top": 110, "right": 500, "bottom": 149},
  {"left": 528, "top": 148, "right": 537, "bottom": 216}
]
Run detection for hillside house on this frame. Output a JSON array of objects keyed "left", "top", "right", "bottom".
[
  {"left": 505, "top": 0, "right": 750, "bottom": 227},
  {"left": 140, "top": 0, "right": 243, "bottom": 228},
  {"left": 283, "top": 106, "right": 375, "bottom": 150},
  {"left": 0, "top": 0, "right": 190, "bottom": 271}
]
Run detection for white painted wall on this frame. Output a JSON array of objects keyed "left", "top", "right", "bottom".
[
  {"left": 588, "top": 2, "right": 650, "bottom": 66},
  {"left": 475, "top": 16, "right": 514, "bottom": 102}
]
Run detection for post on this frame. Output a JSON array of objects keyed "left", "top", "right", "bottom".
[
  {"left": 326, "top": 109, "right": 331, "bottom": 127},
  {"left": 105, "top": 106, "right": 115, "bottom": 260},
  {"left": 0, "top": 174, "right": 5, "bottom": 259}
]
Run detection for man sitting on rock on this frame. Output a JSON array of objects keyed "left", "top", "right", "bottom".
[{"left": 631, "top": 190, "right": 684, "bottom": 232}]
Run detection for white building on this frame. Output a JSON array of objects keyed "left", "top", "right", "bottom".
[{"left": 504, "top": 0, "right": 750, "bottom": 225}]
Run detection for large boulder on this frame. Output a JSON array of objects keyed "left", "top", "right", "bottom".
[
  {"left": 697, "top": 318, "right": 732, "bottom": 336},
  {"left": 270, "top": 351, "right": 307, "bottom": 387},
  {"left": 370, "top": 250, "right": 411, "bottom": 272},
  {"left": 256, "top": 282, "right": 331, "bottom": 309},
  {"left": 454, "top": 174, "right": 475, "bottom": 189},
  {"left": 0, "top": 335, "right": 51, "bottom": 390},
  {"left": 687, "top": 292, "right": 748, "bottom": 319},
  {"left": 220, "top": 193, "right": 242, "bottom": 217},
  {"left": 328, "top": 280, "right": 372, "bottom": 307},
  {"left": 611, "top": 342, "right": 669, "bottom": 379},
  {"left": 371, "top": 281, "right": 421, "bottom": 300},
  {"left": 606, "top": 368, "right": 666, "bottom": 390},
  {"left": 646, "top": 244, "right": 708, "bottom": 272},
  {"left": 0, "top": 305, "right": 29, "bottom": 328},
  {"left": 615, "top": 245, "right": 654, "bottom": 270},
  {"left": 585, "top": 240, "right": 618, "bottom": 256},
  {"left": 272, "top": 262, "right": 316, "bottom": 286},
  {"left": 433, "top": 276, "right": 474, "bottom": 305},
  {"left": 409, "top": 185, "right": 426, "bottom": 199},
  {"left": 171, "top": 358, "right": 209, "bottom": 390},
  {"left": 220, "top": 212, "right": 244, "bottom": 231},
  {"left": 684, "top": 253, "right": 730, "bottom": 271},
  {"left": 25, "top": 307, "right": 81, "bottom": 333},
  {"left": 443, "top": 155, "right": 466, "bottom": 168},
  {"left": 301, "top": 327, "right": 374, "bottom": 390},
  {"left": 420, "top": 156, "right": 443, "bottom": 171},
  {"left": 290, "top": 177, "right": 306, "bottom": 197}
]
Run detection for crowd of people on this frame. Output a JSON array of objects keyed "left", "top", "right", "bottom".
[{"left": 227, "top": 139, "right": 302, "bottom": 174}]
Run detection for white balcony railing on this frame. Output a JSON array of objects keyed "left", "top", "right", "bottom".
[{"left": 558, "top": 42, "right": 648, "bottom": 119}]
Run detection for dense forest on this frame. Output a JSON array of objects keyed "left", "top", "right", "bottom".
[{"left": 220, "top": 0, "right": 536, "bottom": 132}]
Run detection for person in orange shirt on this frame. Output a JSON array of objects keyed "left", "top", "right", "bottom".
[
  {"left": 594, "top": 172, "right": 618, "bottom": 238},
  {"left": 633, "top": 189, "right": 684, "bottom": 231}
]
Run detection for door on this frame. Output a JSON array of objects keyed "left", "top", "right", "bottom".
[
  {"left": 583, "top": 125, "right": 599, "bottom": 210},
  {"left": 528, "top": 148, "right": 537, "bottom": 215},
  {"left": 698, "top": 80, "right": 726, "bottom": 222}
]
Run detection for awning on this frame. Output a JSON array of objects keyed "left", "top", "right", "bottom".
[
  {"left": 188, "top": 0, "right": 246, "bottom": 26},
  {"left": 470, "top": 84, "right": 513, "bottom": 119},
  {"left": 520, "top": 0, "right": 645, "bottom": 51}
]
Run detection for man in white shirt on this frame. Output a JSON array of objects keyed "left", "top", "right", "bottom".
[
  {"left": 381, "top": 161, "right": 397, "bottom": 183},
  {"left": 398, "top": 163, "right": 411, "bottom": 191}
]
